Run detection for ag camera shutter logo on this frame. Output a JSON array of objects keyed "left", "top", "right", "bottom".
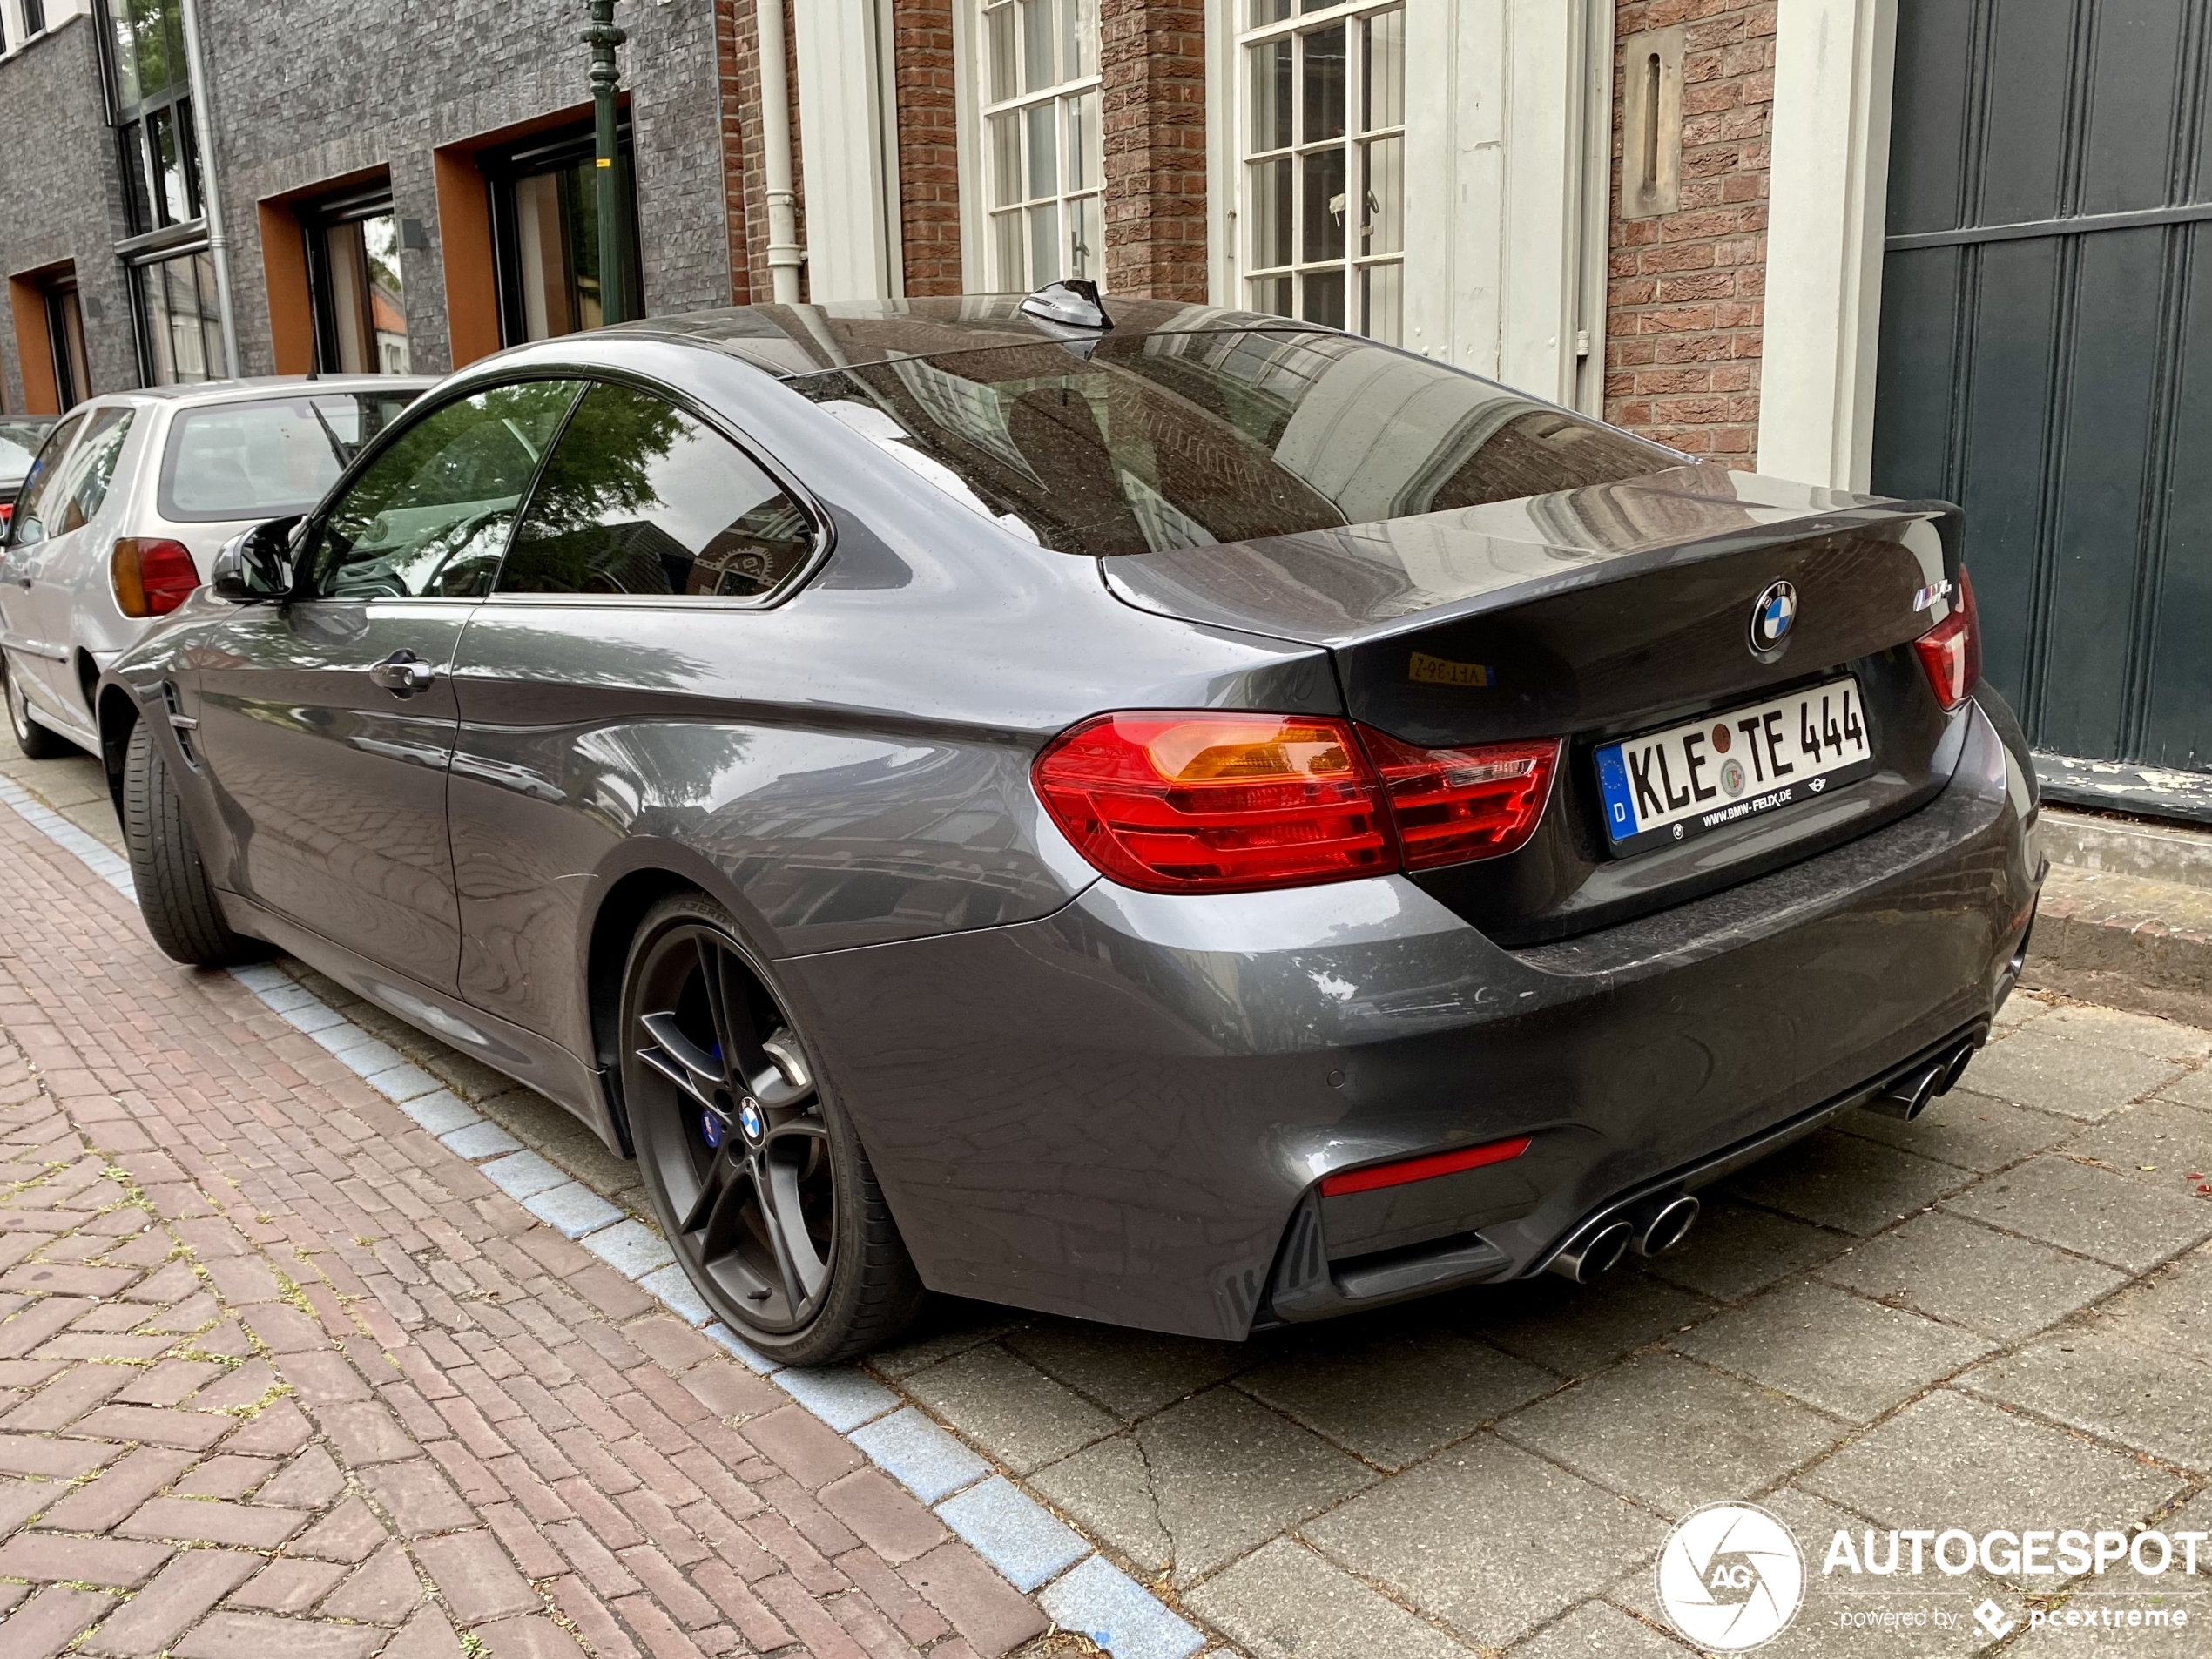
[{"left": 1656, "top": 1501, "right": 1806, "bottom": 1650}]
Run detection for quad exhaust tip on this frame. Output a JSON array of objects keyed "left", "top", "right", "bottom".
[
  {"left": 1869, "top": 1040, "right": 1978, "bottom": 1122},
  {"left": 1635, "top": 1194, "right": 1700, "bottom": 1258},
  {"left": 1548, "top": 1219, "right": 1635, "bottom": 1285}
]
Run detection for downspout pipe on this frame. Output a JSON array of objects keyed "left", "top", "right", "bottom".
[
  {"left": 175, "top": 0, "right": 240, "bottom": 380},
  {"left": 754, "top": 0, "right": 804, "bottom": 303}
]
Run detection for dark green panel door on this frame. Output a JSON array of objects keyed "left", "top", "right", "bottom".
[{"left": 1872, "top": 0, "right": 2212, "bottom": 811}]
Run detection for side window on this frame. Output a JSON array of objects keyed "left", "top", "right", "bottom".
[
  {"left": 4, "top": 412, "right": 87, "bottom": 548},
  {"left": 496, "top": 381, "right": 816, "bottom": 599},
  {"left": 304, "top": 380, "right": 580, "bottom": 600},
  {"left": 54, "top": 408, "right": 137, "bottom": 533}
]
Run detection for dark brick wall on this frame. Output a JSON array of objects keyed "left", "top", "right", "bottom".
[
  {"left": 201, "top": 0, "right": 732, "bottom": 377},
  {"left": 0, "top": 17, "right": 138, "bottom": 410},
  {"left": 1606, "top": 0, "right": 1774, "bottom": 464}
]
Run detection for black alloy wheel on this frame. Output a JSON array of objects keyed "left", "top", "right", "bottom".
[
  {"left": 620, "top": 894, "right": 921, "bottom": 1365},
  {"left": 3, "top": 651, "right": 72, "bottom": 759}
]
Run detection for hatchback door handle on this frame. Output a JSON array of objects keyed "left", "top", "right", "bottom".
[{"left": 368, "top": 651, "right": 436, "bottom": 695}]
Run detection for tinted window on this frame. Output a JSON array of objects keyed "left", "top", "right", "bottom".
[
  {"left": 3, "top": 412, "right": 86, "bottom": 547},
  {"left": 788, "top": 328, "right": 1676, "bottom": 557},
  {"left": 51, "top": 408, "right": 136, "bottom": 533},
  {"left": 305, "top": 381, "right": 579, "bottom": 600},
  {"left": 495, "top": 381, "right": 815, "bottom": 599},
  {"left": 160, "top": 391, "right": 420, "bottom": 523}
]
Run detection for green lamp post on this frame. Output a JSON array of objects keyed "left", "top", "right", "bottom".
[{"left": 583, "top": 0, "right": 629, "bottom": 326}]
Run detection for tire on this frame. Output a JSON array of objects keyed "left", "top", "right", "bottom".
[
  {"left": 3, "top": 651, "right": 74, "bottom": 760},
  {"left": 121, "top": 720, "right": 261, "bottom": 967},
  {"left": 619, "top": 892, "right": 923, "bottom": 1366}
]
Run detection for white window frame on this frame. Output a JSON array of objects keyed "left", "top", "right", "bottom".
[
  {"left": 1206, "top": 0, "right": 1614, "bottom": 411},
  {"left": 956, "top": 0, "right": 1105, "bottom": 294},
  {"left": 1231, "top": 0, "right": 1407, "bottom": 341}
]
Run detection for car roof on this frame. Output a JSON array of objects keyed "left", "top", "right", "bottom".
[
  {"left": 82, "top": 375, "right": 438, "bottom": 410},
  {"left": 602, "top": 295, "right": 1332, "bottom": 381}
]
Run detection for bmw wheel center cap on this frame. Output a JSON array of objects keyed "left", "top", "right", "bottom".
[
  {"left": 738, "top": 1097, "right": 766, "bottom": 1146},
  {"left": 1749, "top": 579, "right": 1797, "bottom": 658}
]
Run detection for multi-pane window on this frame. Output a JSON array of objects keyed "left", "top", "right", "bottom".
[
  {"left": 1240, "top": 0, "right": 1404, "bottom": 341},
  {"left": 979, "top": 0, "right": 1103, "bottom": 292},
  {"left": 108, "top": 0, "right": 200, "bottom": 237},
  {"left": 135, "top": 250, "right": 222, "bottom": 385}
]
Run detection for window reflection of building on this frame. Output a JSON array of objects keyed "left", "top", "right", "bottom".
[
  {"left": 302, "top": 190, "right": 411, "bottom": 376},
  {"left": 483, "top": 124, "right": 644, "bottom": 346}
]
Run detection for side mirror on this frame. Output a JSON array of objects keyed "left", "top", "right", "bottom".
[{"left": 210, "top": 516, "right": 302, "bottom": 604}]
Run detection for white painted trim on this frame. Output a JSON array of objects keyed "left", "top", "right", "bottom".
[
  {"left": 1205, "top": 0, "right": 1599, "bottom": 402},
  {"left": 952, "top": 0, "right": 985, "bottom": 289},
  {"left": 1757, "top": 0, "right": 1898, "bottom": 489},
  {"left": 792, "top": 0, "right": 905, "bottom": 302}
]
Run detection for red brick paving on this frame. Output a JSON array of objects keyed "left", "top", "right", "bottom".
[{"left": 0, "top": 800, "right": 1047, "bottom": 1656}]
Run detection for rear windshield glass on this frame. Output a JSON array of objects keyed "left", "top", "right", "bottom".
[
  {"left": 787, "top": 329, "right": 1676, "bottom": 557},
  {"left": 158, "top": 389, "right": 423, "bottom": 523}
]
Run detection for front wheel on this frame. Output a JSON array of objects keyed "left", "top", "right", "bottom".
[
  {"left": 3, "top": 651, "right": 73, "bottom": 759},
  {"left": 620, "top": 893, "right": 923, "bottom": 1366},
  {"left": 121, "top": 721, "right": 261, "bottom": 967}
]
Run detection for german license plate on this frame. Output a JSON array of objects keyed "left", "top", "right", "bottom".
[{"left": 1594, "top": 676, "right": 1875, "bottom": 854}]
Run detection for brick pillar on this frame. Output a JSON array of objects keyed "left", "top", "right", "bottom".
[
  {"left": 1100, "top": 0, "right": 1208, "bottom": 301},
  {"left": 1606, "top": 0, "right": 1774, "bottom": 465},
  {"left": 716, "top": 0, "right": 807, "bottom": 305},
  {"left": 893, "top": 0, "right": 963, "bottom": 296}
]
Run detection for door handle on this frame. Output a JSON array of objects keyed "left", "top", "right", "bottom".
[{"left": 368, "top": 651, "right": 436, "bottom": 696}]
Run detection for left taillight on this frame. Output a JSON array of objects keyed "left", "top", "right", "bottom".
[
  {"left": 1912, "top": 565, "right": 1980, "bottom": 711},
  {"left": 111, "top": 538, "right": 200, "bottom": 618},
  {"left": 1032, "top": 711, "right": 1562, "bottom": 894}
]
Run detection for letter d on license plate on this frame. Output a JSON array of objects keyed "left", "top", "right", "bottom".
[{"left": 1595, "top": 675, "right": 1875, "bottom": 855}]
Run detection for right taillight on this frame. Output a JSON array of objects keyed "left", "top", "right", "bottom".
[
  {"left": 112, "top": 538, "right": 200, "bottom": 618},
  {"left": 1912, "top": 565, "right": 1980, "bottom": 711},
  {"left": 1033, "top": 711, "right": 1563, "bottom": 894}
]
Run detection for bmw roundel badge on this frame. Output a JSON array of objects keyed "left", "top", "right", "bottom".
[{"left": 1749, "top": 579, "right": 1797, "bottom": 658}]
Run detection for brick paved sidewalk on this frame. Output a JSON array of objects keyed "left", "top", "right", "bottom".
[{"left": 0, "top": 796, "right": 1060, "bottom": 1656}]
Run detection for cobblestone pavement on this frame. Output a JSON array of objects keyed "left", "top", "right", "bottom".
[{"left": 6, "top": 747, "right": 2212, "bottom": 1658}]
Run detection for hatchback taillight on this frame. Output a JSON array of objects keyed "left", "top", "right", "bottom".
[
  {"left": 112, "top": 538, "right": 200, "bottom": 618},
  {"left": 1912, "top": 566, "right": 1980, "bottom": 711},
  {"left": 1034, "top": 711, "right": 1562, "bottom": 894}
]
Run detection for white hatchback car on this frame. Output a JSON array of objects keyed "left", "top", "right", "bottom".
[{"left": 1, "top": 376, "right": 431, "bottom": 758}]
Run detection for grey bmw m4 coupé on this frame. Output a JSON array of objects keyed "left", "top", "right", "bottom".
[{"left": 98, "top": 287, "right": 2040, "bottom": 1364}]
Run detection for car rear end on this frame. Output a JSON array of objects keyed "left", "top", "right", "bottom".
[{"left": 772, "top": 313, "right": 2040, "bottom": 1339}]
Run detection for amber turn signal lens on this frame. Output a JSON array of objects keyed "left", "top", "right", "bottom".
[{"left": 111, "top": 538, "right": 200, "bottom": 619}]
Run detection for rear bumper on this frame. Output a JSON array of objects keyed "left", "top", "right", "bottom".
[{"left": 787, "top": 703, "right": 2040, "bottom": 1340}]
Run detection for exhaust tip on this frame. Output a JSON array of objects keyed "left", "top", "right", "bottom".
[
  {"left": 1867, "top": 1062, "right": 1944, "bottom": 1122},
  {"left": 1548, "top": 1219, "right": 1635, "bottom": 1285},
  {"left": 1936, "top": 1042, "right": 1976, "bottom": 1096},
  {"left": 1635, "top": 1195, "right": 1700, "bottom": 1258}
]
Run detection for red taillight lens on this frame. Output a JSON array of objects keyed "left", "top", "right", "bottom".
[
  {"left": 112, "top": 538, "right": 200, "bottom": 618},
  {"left": 1912, "top": 566, "right": 1980, "bottom": 711},
  {"left": 1320, "top": 1135, "right": 1533, "bottom": 1197},
  {"left": 1358, "top": 728, "right": 1561, "bottom": 869},
  {"left": 1034, "top": 711, "right": 1566, "bottom": 894},
  {"left": 1031, "top": 711, "right": 1397, "bottom": 894}
]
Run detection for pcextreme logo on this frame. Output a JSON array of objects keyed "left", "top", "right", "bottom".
[{"left": 1656, "top": 1501, "right": 1806, "bottom": 1650}]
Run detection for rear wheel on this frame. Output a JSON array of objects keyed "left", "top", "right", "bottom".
[
  {"left": 122, "top": 721, "right": 260, "bottom": 967},
  {"left": 3, "top": 651, "right": 73, "bottom": 759},
  {"left": 620, "top": 893, "right": 923, "bottom": 1366}
]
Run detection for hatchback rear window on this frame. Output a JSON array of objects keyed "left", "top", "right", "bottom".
[
  {"left": 786, "top": 328, "right": 1676, "bottom": 557},
  {"left": 158, "top": 390, "right": 422, "bottom": 523}
]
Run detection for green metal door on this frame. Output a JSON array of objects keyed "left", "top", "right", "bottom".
[{"left": 1872, "top": 0, "right": 2212, "bottom": 819}]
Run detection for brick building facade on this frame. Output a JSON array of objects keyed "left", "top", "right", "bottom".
[{"left": 1, "top": 0, "right": 1787, "bottom": 470}]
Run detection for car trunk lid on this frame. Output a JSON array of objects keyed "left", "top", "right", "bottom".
[{"left": 1103, "top": 465, "right": 1970, "bottom": 943}]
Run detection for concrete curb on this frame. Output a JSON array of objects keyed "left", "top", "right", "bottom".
[
  {"left": 2023, "top": 862, "right": 2212, "bottom": 1030},
  {"left": 0, "top": 772, "right": 1210, "bottom": 1659}
]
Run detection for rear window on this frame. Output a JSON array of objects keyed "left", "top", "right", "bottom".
[
  {"left": 787, "top": 329, "right": 1676, "bottom": 557},
  {"left": 158, "top": 390, "right": 422, "bottom": 523}
]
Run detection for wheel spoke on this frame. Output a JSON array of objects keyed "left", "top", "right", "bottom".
[
  {"left": 764, "top": 1113, "right": 827, "bottom": 1148},
  {"left": 678, "top": 1149, "right": 734, "bottom": 1235},
  {"left": 637, "top": 1012, "right": 723, "bottom": 1113}
]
